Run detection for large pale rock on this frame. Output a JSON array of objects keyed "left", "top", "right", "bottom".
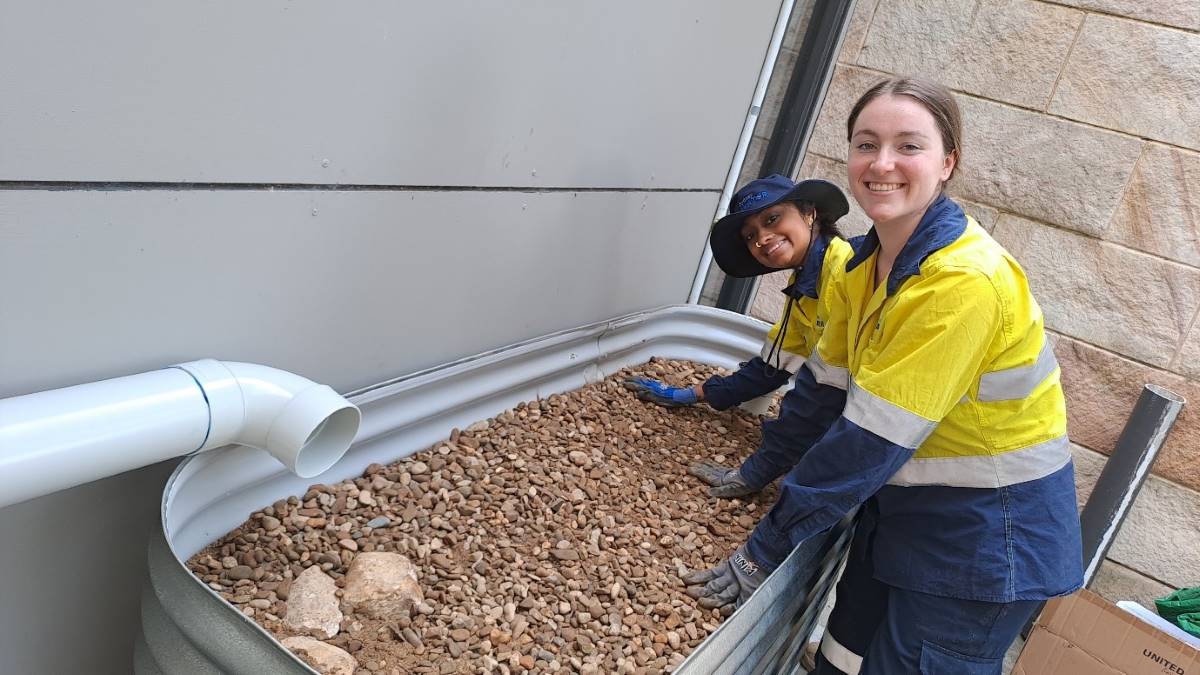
[
  {"left": 342, "top": 552, "right": 423, "bottom": 619},
  {"left": 955, "top": 98, "right": 1141, "bottom": 237},
  {"left": 1106, "top": 465, "right": 1200, "bottom": 590},
  {"left": 807, "top": 65, "right": 890, "bottom": 162},
  {"left": 1091, "top": 560, "right": 1176, "bottom": 611},
  {"left": 857, "top": 0, "right": 1082, "bottom": 108},
  {"left": 1050, "top": 0, "right": 1199, "bottom": 32},
  {"left": 284, "top": 566, "right": 343, "bottom": 638},
  {"left": 1050, "top": 15, "right": 1200, "bottom": 149},
  {"left": 1056, "top": 335, "right": 1200, "bottom": 492},
  {"left": 1105, "top": 144, "right": 1200, "bottom": 268},
  {"left": 281, "top": 636, "right": 357, "bottom": 675},
  {"left": 994, "top": 215, "right": 1200, "bottom": 367}
]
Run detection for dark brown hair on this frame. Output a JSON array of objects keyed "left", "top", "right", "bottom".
[
  {"left": 845, "top": 76, "right": 963, "bottom": 182},
  {"left": 791, "top": 200, "right": 844, "bottom": 240}
]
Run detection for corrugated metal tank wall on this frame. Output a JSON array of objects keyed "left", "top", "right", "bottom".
[{"left": 0, "top": 1, "right": 781, "bottom": 672}]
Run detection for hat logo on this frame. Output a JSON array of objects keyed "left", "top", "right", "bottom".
[{"left": 735, "top": 190, "right": 769, "bottom": 212}]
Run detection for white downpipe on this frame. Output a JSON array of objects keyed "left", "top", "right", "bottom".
[
  {"left": 687, "top": 0, "right": 798, "bottom": 304},
  {"left": 0, "top": 359, "right": 361, "bottom": 509}
]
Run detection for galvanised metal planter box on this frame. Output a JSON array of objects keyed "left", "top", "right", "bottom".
[{"left": 136, "top": 305, "right": 850, "bottom": 675}]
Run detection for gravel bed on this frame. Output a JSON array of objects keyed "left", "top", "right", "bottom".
[{"left": 186, "top": 358, "right": 779, "bottom": 674}]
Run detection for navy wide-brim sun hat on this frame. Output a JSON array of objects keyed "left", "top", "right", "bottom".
[{"left": 710, "top": 174, "right": 850, "bottom": 278}]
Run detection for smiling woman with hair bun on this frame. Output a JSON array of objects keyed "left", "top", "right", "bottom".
[{"left": 690, "top": 77, "right": 1084, "bottom": 675}]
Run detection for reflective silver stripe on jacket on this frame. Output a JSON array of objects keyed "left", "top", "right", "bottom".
[
  {"left": 820, "top": 632, "right": 863, "bottom": 675},
  {"left": 978, "top": 340, "right": 1059, "bottom": 402},
  {"left": 844, "top": 382, "right": 936, "bottom": 449},
  {"left": 886, "top": 434, "right": 1072, "bottom": 488},
  {"left": 758, "top": 342, "right": 806, "bottom": 374},
  {"left": 806, "top": 350, "right": 849, "bottom": 390}
]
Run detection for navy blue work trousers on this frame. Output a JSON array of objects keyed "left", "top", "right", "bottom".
[{"left": 810, "top": 501, "right": 1040, "bottom": 674}]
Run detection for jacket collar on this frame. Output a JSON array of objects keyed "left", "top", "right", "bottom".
[
  {"left": 782, "top": 233, "right": 833, "bottom": 299},
  {"left": 845, "top": 194, "right": 967, "bottom": 296}
]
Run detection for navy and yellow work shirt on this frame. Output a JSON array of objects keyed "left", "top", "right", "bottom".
[
  {"left": 703, "top": 235, "right": 855, "bottom": 489},
  {"left": 746, "top": 195, "right": 1083, "bottom": 603}
]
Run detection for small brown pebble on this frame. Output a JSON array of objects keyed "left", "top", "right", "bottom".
[
  {"left": 227, "top": 565, "right": 253, "bottom": 581},
  {"left": 401, "top": 627, "right": 422, "bottom": 648}
]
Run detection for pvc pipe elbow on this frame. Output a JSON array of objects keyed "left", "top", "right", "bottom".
[{"left": 175, "top": 360, "right": 360, "bottom": 478}]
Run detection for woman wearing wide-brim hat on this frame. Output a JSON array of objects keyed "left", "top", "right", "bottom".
[{"left": 627, "top": 173, "right": 857, "bottom": 503}]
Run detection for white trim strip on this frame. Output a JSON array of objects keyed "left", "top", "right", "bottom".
[
  {"left": 759, "top": 342, "right": 806, "bottom": 374},
  {"left": 807, "top": 350, "right": 849, "bottom": 390},
  {"left": 844, "top": 382, "right": 935, "bottom": 449},
  {"left": 887, "top": 434, "right": 1072, "bottom": 488},
  {"left": 978, "top": 340, "right": 1059, "bottom": 402},
  {"left": 820, "top": 632, "right": 863, "bottom": 675}
]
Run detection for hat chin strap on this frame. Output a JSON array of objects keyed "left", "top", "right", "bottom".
[{"left": 763, "top": 217, "right": 818, "bottom": 375}]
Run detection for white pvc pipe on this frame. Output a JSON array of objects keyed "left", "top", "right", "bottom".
[
  {"left": 687, "top": 0, "right": 798, "bottom": 304},
  {"left": 0, "top": 359, "right": 360, "bottom": 509}
]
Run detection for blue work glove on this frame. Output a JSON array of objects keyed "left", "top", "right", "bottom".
[
  {"left": 682, "top": 546, "right": 767, "bottom": 616},
  {"left": 623, "top": 378, "right": 699, "bottom": 407}
]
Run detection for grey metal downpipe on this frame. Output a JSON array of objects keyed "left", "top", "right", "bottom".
[
  {"left": 1079, "top": 383, "right": 1185, "bottom": 583},
  {"left": 1021, "top": 383, "right": 1185, "bottom": 639}
]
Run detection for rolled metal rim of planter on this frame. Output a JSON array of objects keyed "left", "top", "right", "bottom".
[{"left": 139, "top": 304, "right": 848, "bottom": 675}]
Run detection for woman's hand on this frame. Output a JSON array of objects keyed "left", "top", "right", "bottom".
[
  {"left": 682, "top": 546, "right": 767, "bottom": 615},
  {"left": 623, "top": 378, "right": 702, "bottom": 407},
  {"left": 688, "top": 462, "right": 758, "bottom": 498}
]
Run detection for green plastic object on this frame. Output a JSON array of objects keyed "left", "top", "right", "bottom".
[
  {"left": 1156, "top": 587, "right": 1200, "bottom": 636},
  {"left": 1176, "top": 613, "right": 1200, "bottom": 638},
  {"left": 1156, "top": 587, "right": 1200, "bottom": 621}
]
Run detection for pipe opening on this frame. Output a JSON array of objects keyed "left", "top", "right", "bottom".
[
  {"left": 292, "top": 405, "right": 360, "bottom": 478},
  {"left": 1144, "top": 383, "right": 1185, "bottom": 405}
]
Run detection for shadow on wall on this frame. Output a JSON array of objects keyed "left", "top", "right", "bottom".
[{"left": 0, "top": 460, "right": 179, "bottom": 675}]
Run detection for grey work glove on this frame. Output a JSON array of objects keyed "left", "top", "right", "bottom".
[
  {"left": 682, "top": 546, "right": 767, "bottom": 616},
  {"left": 688, "top": 462, "right": 758, "bottom": 498}
]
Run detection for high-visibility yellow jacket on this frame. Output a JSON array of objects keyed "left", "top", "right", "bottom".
[
  {"left": 842, "top": 214, "right": 1068, "bottom": 488},
  {"left": 758, "top": 236, "right": 855, "bottom": 382},
  {"left": 703, "top": 235, "right": 854, "bottom": 488},
  {"left": 747, "top": 195, "right": 1083, "bottom": 602}
]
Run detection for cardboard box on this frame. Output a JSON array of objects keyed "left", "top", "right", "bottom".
[{"left": 1014, "top": 589, "right": 1199, "bottom": 675}]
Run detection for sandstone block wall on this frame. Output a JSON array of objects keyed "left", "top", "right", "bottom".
[{"left": 750, "top": 0, "right": 1200, "bottom": 606}]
